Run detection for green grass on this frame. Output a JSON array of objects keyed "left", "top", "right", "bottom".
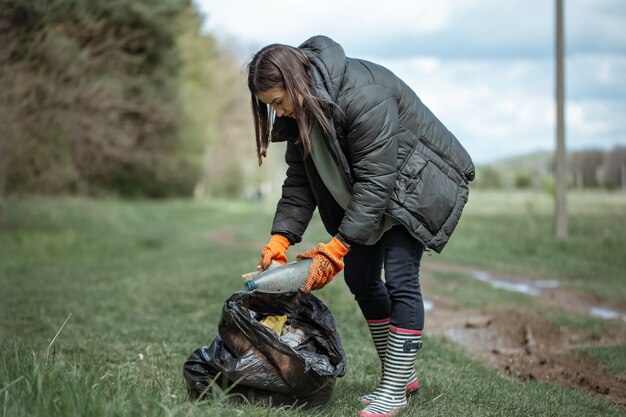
[
  {"left": 1, "top": 192, "right": 625, "bottom": 416},
  {"left": 579, "top": 345, "right": 626, "bottom": 375},
  {"left": 424, "top": 271, "right": 534, "bottom": 310}
]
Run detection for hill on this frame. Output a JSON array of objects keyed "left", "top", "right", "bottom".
[{"left": 476, "top": 147, "right": 626, "bottom": 190}]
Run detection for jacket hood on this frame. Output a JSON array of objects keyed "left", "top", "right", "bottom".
[
  {"left": 271, "top": 36, "right": 346, "bottom": 143},
  {"left": 299, "top": 35, "right": 347, "bottom": 102}
]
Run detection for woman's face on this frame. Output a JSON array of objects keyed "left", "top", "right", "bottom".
[{"left": 256, "top": 88, "right": 295, "bottom": 118}]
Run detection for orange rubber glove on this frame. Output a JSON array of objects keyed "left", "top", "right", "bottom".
[
  {"left": 296, "top": 236, "right": 350, "bottom": 293},
  {"left": 259, "top": 234, "right": 291, "bottom": 270}
]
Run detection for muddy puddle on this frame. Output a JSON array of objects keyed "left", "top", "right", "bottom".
[
  {"left": 424, "top": 262, "right": 626, "bottom": 323},
  {"left": 470, "top": 270, "right": 559, "bottom": 296},
  {"left": 590, "top": 307, "right": 626, "bottom": 322}
]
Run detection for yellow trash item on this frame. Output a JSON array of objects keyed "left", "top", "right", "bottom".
[{"left": 260, "top": 315, "right": 288, "bottom": 335}]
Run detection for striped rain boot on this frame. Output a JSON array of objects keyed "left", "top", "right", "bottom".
[
  {"left": 359, "top": 319, "right": 420, "bottom": 404},
  {"left": 359, "top": 326, "right": 422, "bottom": 417}
]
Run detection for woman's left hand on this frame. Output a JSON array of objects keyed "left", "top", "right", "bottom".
[{"left": 296, "top": 236, "right": 350, "bottom": 293}]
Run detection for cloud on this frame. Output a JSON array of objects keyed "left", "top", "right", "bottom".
[
  {"left": 381, "top": 56, "right": 624, "bottom": 163},
  {"left": 568, "top": 54, "right": 626, "bottom": 100},
  {"left": 196, "top": 0, "right": 455, "bottom": 47},
  {"left": 381, "top": 56, "right": 553, "bottom": 153},
  {"left": 198, "top": 0, "right": 626, "bottom": 60},
  {"left": 345, "top": 0, "right": 626, "bottom": 60},
  {"left": 568, "top": 0, "right": 626, "bottom": 55}
]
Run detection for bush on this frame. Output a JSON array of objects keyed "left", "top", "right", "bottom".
[
  {"left": 0, "top": 0, "right": 201, "bottom": 197},
  {"left": 514, "top": 172, "right": 533, "bottom": 189},
  {"left": 475, "top": 166, "right": 502, "bottom": 190},
  {"left": 543, "top": 176, "right": 555, "bottom": 194}
]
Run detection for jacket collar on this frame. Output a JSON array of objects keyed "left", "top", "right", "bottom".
[{"left": 270, "top": 117, "right": 298, "bottom": 143}]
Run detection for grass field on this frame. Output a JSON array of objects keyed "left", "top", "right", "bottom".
[{"left": 1, "top": 191, "right": 625, "bottom": 416}]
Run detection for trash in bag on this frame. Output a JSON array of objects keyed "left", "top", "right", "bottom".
[
  {"left": 183, "top": 291, "right": 347, "bottom": 408},
  {"left": 259, "top": 315, "right": 288, "bottom": 334}
]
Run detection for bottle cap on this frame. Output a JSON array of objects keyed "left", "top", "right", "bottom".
[{"left": 244, "top": 280, "right": 256, "bottom": 291}]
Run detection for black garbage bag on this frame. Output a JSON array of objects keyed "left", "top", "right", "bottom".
[{"left": 183, "top": 291, "right": 347, "bottom": 408}]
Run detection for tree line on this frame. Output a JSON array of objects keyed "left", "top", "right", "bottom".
[{"left": 476, "top": 147, "right": 626, "bottom": 191}]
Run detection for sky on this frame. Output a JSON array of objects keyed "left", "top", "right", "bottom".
[{"left": 194, "top": 0, "right": 626, "bottom": 164}]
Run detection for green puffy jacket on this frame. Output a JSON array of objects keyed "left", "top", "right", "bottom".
[{"left": 270, "top": 36, "right": 475, "bottom": 253}]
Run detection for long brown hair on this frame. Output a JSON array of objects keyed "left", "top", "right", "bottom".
[{"left": 247, "top": 43, "right": 335, "bottom": 165}]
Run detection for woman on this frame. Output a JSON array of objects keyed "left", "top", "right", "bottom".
[{"left": 248, "top": 35, "right": 474, "bottom": 417}]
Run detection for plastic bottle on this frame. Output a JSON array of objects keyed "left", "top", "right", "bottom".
[{"left": 244, "top": 259, "right": 313, "bottom": 293}]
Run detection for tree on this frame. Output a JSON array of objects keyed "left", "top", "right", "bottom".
[
  {"left": 475, "top": 166, "right": 502, "bottom": 189},
  {"left": 603, "top": 147, "right": 626, "bottom": 190},
  {"left": 569, "top": 150, "right": 604, "bottom": 188},
  {"left": 0, "top": 0, "right": 198, "bottom": 197}
]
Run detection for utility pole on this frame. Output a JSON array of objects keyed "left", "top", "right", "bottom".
[{"left": 555, "top": 0, "right": 568, "bottom": 238}]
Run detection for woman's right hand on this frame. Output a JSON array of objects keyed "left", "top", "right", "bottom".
[{"left": 259, "top": 234, "right": 291, "bottom": 270}]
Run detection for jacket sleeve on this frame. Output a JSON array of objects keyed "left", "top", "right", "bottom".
[
  {"left": 271, "top": 141, "right": 317, "bottom": 244},
  {"left": 338, "top": 85, "right": 399, "bottom": 244}
]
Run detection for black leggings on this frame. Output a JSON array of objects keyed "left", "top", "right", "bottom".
[{"left": 343, "top": 225, "right": 425, "bottom": 330}]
